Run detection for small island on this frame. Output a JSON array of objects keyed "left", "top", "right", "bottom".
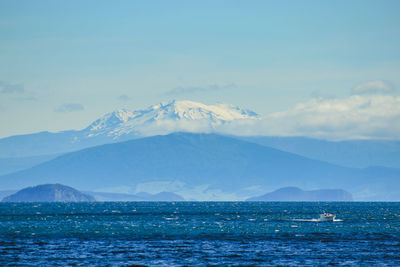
[{"left": 2, "top": 184, "right": 95, "bottom": 202}]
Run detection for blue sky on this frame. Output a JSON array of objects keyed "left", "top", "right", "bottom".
[{"left": 1, "top": 0, "right": 400, "bottom": 138}]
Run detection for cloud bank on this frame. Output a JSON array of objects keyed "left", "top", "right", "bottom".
[
  {"left": 221, "top": 94, "right": 400, "bottom": 140},
  {"left": 217, "top": 80, "right": 400, "bottom": 140}
]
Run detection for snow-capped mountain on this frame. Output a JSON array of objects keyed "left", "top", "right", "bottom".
[
  {"left": 0, "top": 100, "right": 259, "bottom": 157},
  {"left": 82, "top": 100, "right": 259, "bottom": 139}
]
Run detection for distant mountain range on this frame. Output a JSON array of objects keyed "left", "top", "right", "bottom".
[
  {"left": 1, "top": 100, "right": 399, "bottom": 175},
  {"left": 246, "top": 187, "right": 353, "bottom": 201},
  {"left": 0, "top": 100, "right": 399, "bottom": 201},
  {"left": 1, "top": 133, "right": 399, "bottom": 201}
]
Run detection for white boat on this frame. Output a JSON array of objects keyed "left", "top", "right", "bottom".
[{"left": 319, "top": 212, "right": 335, "bottom": 221}]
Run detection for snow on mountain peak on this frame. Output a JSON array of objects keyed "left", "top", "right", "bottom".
[
  {"left": 84, "top": 100, "right": 258, "bottom": 139},
  {"left": 88, "top": 109, "right": 135, "bottom": 131},
  {"left": 149, "top": 100, "right": 258, "bottom": 121}
]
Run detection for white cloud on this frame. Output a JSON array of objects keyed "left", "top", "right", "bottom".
[
  {"left": 136, "top": 119, "right": 215, "bottom": 137},
  {"left": 352, "top": 80, "right": 393, "bottom": 95},
  {"left": 222, "top": 95, "right": 400, "bottom": 140},
  {"left": 54, "top": 103, "right": 85, "bottom": 113},
  {"left": 117, "top": 94, "right": 131, "bottom": 101},
  {"left": 0, "top": 81, "right": 24, "bottom": 94}
]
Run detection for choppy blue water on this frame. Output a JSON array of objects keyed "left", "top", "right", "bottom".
[{"left": 1, "top": 202, "right": 400, "bottom": 266}]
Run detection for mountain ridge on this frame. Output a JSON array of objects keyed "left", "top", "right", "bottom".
[{"left": 1, "top": 132, "right": 399, "bottom": 201}]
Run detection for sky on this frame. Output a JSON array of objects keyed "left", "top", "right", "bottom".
[{"left": 0, "top": 0, "right": 400, "bottom": 139}]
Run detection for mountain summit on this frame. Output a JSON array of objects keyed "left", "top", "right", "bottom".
[
  {"left": 0, "top": 100, "right": 259, "bottom": 157},
  {"left": 84, "top": 100, "right": 259, "bottom": 139}
]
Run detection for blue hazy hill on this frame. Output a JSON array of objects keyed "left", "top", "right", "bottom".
[
  {"left": 0, "top": 133, "right": 399, "bottom": 200},
  {"left": 240, "top": 136, "right": 400, "bottom": 169},
  {"left": 1, "top": 132, "right": 399, "bottom": 171},
  {"left": 246, "top": 187, "right": 353, "bottom": 201},
  {"left": 0, "top": 154, "right": 60, "bottom": 176}
]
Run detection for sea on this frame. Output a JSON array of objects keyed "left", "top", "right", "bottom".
[{"left": 1, "top": 202, "right": 400, "bottom": 266}]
